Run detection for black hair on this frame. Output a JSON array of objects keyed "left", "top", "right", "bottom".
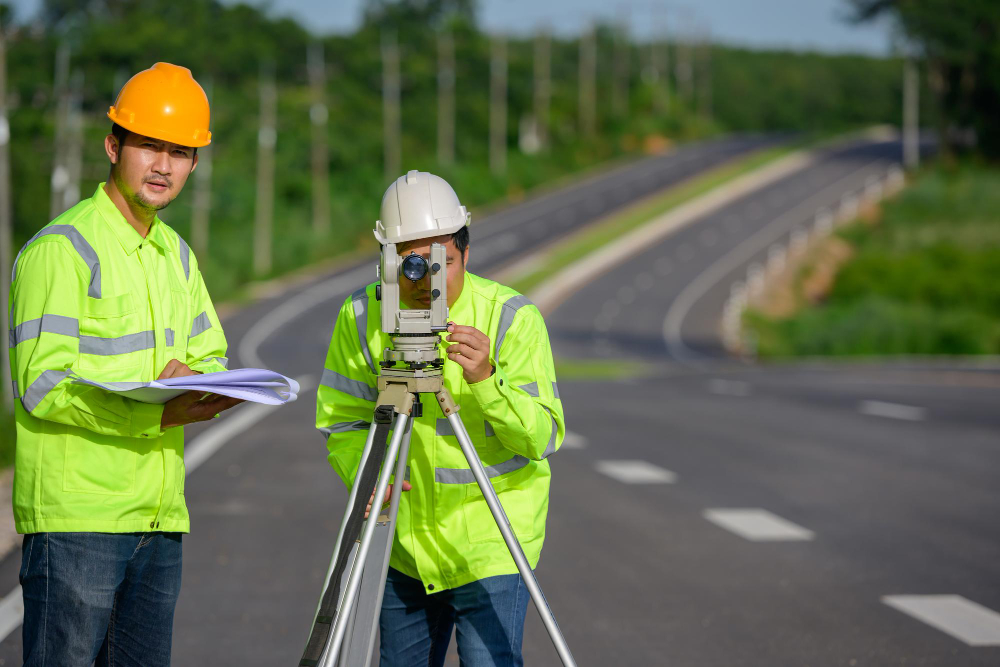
[
  {"left": 109, "top": 122, "right": 197, "bottom": 158},
  {"left": 451, "top": 225, "right": 469, "bottom": 256}
]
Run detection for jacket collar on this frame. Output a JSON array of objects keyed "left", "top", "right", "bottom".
[{"left": 92, "top": 183, "right": 168, "bottom": 255}]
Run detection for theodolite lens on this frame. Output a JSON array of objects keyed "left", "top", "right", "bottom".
[{"left": 401, "top": 253, "right": 428, "bottom": 282}]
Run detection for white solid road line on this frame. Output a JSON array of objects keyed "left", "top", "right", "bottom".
[
  {"left": 663, "top": 157, "right": 889, "bottom": 365},
  {"left": 0, "top": 585, "right": 23, "bottom": 645},
  {"left": 859, "top": 400, "right": 926, "bottom": 422},
  {"left": 882, "top": 595, "right": 1000, "bottom": 646},
  {"left": 703, "top": 508, "right": 815, "bottom": 542},
  {"left": 561, "top": 431, "right": 588, "bottom": 449},
  {"left": 594, "top": 460, "right": 677, "bottom": 484}
]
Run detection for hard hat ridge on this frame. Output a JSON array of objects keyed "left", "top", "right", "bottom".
[{"left": 375, "top": 170, "right": 470, "bottom": 245}]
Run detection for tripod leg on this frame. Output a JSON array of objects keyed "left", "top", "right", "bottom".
[
  {"left": 314, "top": 422, "right": 381, "bottom": 625},
  {"left": 319, "top": 412, "right": 410, "bottom": 666},
  {"left": 342, "top": 417, "right": 414, "bottom": 667},
  {"left": 446, "top": 413, "right": 577, "bottom": 667}
]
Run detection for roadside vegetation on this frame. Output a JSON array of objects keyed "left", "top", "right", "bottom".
[{"left": 744, "top": 163, "right": 1000, "bottom": 357}]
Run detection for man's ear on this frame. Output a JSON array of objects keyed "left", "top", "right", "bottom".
[
  {"left": 462, "top": 246, "right": 469, "bottom": 266},
  {"left": 104, "top": 134, "right": 119, "bottom": 164},
  {"left": 190, "top": 152, "right": 199, "bottom": 173}
]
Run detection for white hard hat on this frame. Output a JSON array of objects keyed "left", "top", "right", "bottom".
[{"left": 374, "top": 170, "right": 470, "bottom": 245}]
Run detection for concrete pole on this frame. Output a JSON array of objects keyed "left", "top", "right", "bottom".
[
  {"left": 382, "top": 29, "right": 401, "bottom": 183},
  {"left": 190, "top": 77, "right": 213, "bottom": 258},
  {"left": 0, "top": 18, "right": 13, "bottom": 410},
  {"left": 489, "top": 34, "right": 507, "bottom": 176},
  {"left": 61, "top": 71, "right": 84, "bottom": 213},
  {"left": 579, "top": 24, "right": 596, "bottom": 139},
  {"left": 308, "top": 43, "right": 330, "bottom": 237},
  {"left": 49, "top": 43, "right": 70, "bottom": 220},
  {"left": 903, "top": 58, "right": 919, "bottom": 169},
  {"left": 613, "top": 11, "right": 630, "bottom": 119},
  {"left": 437, "top": 30, "right": 455, "bottom": 166},
  {"left": 534, "top": 27, "right": 550, "bottom": 151},
  {"left": 253, "top": 63, "right": 277, "bottom": 277},
  {"left": 698, "top": 29, "right": 712, "bottom": 121}
]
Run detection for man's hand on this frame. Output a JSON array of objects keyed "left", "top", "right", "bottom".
[
  {"left": 158, "top": 359, "right": 243, "bottom": 429},
  {"left": 157, "top": 359, "right": 200, "bottom": 380},
  {"left": 365, "top": 481, "right": 412, "bottom": 519},
  {"left": 445, "top": 323, "right": 494, "bottom": 384}
]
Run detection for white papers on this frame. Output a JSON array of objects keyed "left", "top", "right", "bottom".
[{"left": 71, "top": 368, "right": 300, "bottom": 405}]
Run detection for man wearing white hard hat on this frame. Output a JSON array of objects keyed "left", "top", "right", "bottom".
[{"left": 316, "top": 171, "right": 565, "bottom": 665}]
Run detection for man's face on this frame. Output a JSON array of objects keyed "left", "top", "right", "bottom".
[
  {"left": 396, "top": 234, "right": 468, "bottom": 309},
  {"left": 106, "top": 132, "right": 197, "bottom": 212}
]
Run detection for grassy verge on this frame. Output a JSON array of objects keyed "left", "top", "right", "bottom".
[
  {"left": 554, "top": 358, "right": 656, "bottom": 381},
  {"left": 745, "top": 161, "right": 1000, "bottom": 357},
  {"left": 508, "top": 141, "right": 803, "bottom": 295}
]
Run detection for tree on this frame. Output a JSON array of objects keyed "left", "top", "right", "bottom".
[{"left": 848, "top": 0, "right": 1000, "bottom": 157}]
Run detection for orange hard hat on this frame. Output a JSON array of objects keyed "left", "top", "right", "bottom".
[{"left": 107, "top": 62, "right": 212, "bottom": 148}]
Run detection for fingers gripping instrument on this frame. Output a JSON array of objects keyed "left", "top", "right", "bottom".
[{"left": 299, "top": 245, "right": 575, "bottom": 667}]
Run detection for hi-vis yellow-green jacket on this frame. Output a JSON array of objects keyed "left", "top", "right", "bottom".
[
  {"left": 316, "top": 273, "right": 565, "bottom": 594},
  {"left": 8, "top": 184, "right": 228, "bottom": 534}
]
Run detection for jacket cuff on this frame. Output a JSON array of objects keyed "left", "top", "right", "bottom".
[
  {"left": 130, "top": 400, "right": 165, "bottom": 439},
  {"left": 468, "top": 365, "right": 506, "bottom": 408}
]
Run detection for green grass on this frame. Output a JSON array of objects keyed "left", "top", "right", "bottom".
[
  {"left": 509, "top": 142, "right": 801, "bottom": 295},
  {"left": 746, "top": 161, "right": 1000, "bottom": 357},
  {"left": 554, "top": 358, "right": 655, "bottom": 380}
]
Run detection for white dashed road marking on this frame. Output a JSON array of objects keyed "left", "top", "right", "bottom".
[
  {"left": 708, "top": 379, "right": 750, "bottom": 396},
  {"left": 859, "top": 400, "right": 926, "bottom": 422},
  {"left": 562, "top": 431, "right": 588, "bottom": 449},
  {"left": 595, "top": 460, "right": 677, "bottom": 484},
  {"left": 882, "top": 595, "right": 1000, "bottom": 646},
  {"left": 703, "top": 508, "right": 815, "bottom": 541}
]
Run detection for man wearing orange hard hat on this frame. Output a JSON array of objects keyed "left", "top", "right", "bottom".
[{"left": 9, "top": 62, "right": 241, "bottom": 665}]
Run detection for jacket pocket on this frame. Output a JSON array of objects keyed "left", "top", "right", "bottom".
[
  {"left": 77, "top": 292, "right": 143, "bottom": 375},
  {"left": 62, "top": 437, "right": 137, "bottom": 495},
  {"left": 463, "top": 466, "right": 537, "bottom": 544}
]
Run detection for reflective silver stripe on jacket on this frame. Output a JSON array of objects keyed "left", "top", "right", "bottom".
[
  {"left": 13, "top": 225, "right": 102, "bottom": 298},
  {"left": 21, "top": 369, "right": 73, "bottom": 413},
  {"left": 435, "top": 454, "right": 530, "bottom": 484},
  {"left": 190, "top": 312, "right": 212, "bottom": 338},
  {"left": 211, "top": 357, "right": 229, "bottom": 368},
  {"left": 80, "top": 330, "right": 156, "bottom": 356},
  {"left": 318, "top": 420, "right": 371, "bottom": 439},
  {"left": 321, "top": 368, "right": 377, "bottom": 402},
  {"left": 436, "top": 419, "right": 497, "bottom": 437},
  {"left": 164, "top": 328, "right": 175, "bottom": 347},
  {"left": 494, "top": 294, "right": 532, "bottom": 364},
  {"left": 9, "top": 314, "right": 80, "bottom": 347},
  {"left": 540, "top": 407, "right": 558, "bottom": 458},
  {"left": 552, "top": 381, "right": 560, "bottom": 399},
  {"left": 518, "top": 381, "right": 539, "bottom": 397},
  {"left": 178, "top": 235, "right": 191, "bottom": 281},
  {"left": 351, "top": 287, "right": 376, "bottom": 374},
  {"left": 11, "top": 381, "right": 18, "bottom": 399}
]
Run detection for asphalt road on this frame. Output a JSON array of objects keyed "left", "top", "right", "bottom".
[
  {"left": 0, "top": 135, "right": 777, "bottom": 665},
  {"left": 3, "top": 135, "right": 997, "bottom": 666}
]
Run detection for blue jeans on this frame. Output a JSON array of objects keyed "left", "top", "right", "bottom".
[
  {"left": 379, "top": 567, "right": 529, "bottom": 667},
  {"left": 20, "top": 532, "right": 183, "bottom": 667}
]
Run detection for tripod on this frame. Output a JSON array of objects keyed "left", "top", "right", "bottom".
[{"left": 300, "top": 337, "right": 576, "bottom": 667}]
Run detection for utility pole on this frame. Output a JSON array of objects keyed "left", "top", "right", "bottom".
[
  {"left": 579, "top": 23, "right": 596, "bottom": 139},
  {"left": 308, "top": 42, "right": 330, "bottom": 237},
  {"left": 0, "top": 17, "right": 13, "bottom": 410},
  {"left": 903, "top": 58, "right": 919, "bottom": 169},
  {"left": 49, "top": 42, "right": 70, "bottom": 220},
  {"left": 191, "top": 77, "right": 213, "bottom": 258},
  {"left": 612, "top": 10, "right": 630, "bottom": 120},
  {"left": 382, "top": 29, "right": 401, "bottom": 183},
  {"left": 533, "top": 27, "right": 550, "bottom": 151},
  {"left": 253, "top": 63, "right": 277, "bottom": 277},
  {"left": 697, "top": 28, "right": 712, "bottom": 121},
  {"left": 489, "top": 34, "right": 507, "bottom": 176},
  {"left": 437, "top": 29, "right": 455, "bottom": 166},
  {"left": 61, "top": 71, "right": 83, "bottom": 213}
]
